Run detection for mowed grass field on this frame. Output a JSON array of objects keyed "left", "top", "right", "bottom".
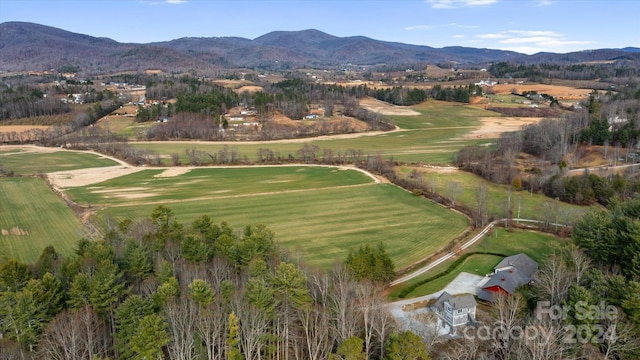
[
  {"left": 0, "top": 177, "right": 88, "bottom": 263},
  {"left": 130, "top": 100, "right": 499, "bottom": 165},
  {"left": 66, "top": 166, "right": 373, "bottom": 206},
  {"left": 395, "top": 166, "right": 587, "bottom": 223},
  {"left": 95, "top": 115, "right": 154, "bottom": 138},
  {"left": 67, "top": 166, "right": 469, "bottom": 269},
  {"left": 0, "top": 148, "right": 118, "bottom": 174}
]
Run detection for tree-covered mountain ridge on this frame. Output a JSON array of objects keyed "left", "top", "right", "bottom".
[{"left": 2, "top": 21, "right": 640, "bottom": 75}]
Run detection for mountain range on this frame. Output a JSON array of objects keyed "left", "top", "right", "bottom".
[{"left": 1, "top": 21, "right": 639, "bottom": 75}]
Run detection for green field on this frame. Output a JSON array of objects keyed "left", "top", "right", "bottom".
[
  {"left": 67, "top": 166, "right": 469, "bottom": 269},
  {"left": 96, "top": 116, "right": 154, "bottom": 138},
  {"left": 130, "top": 100, "right": 499, "bottom": 165},
  {"left": 396, "top": 165, "right": 587, "bottom": 223},
  {"left": 0, "top": 99, "right": 572, "bottom": 272},
  {"left": 66, "top": 166, "right": 373, "bottom": 206},
  {"left": 388, "top": 228, "right": 568, "bottom": 299},
  {"left": 0, "top": 148, "right": 118, "bottom": 174},
  {"left": 0, "top": 177, "right": 88, "bottom": 263}
]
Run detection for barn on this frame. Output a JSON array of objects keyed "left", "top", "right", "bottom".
[{"left": 478, "top": 253, "right": 538, "bottom": 301}]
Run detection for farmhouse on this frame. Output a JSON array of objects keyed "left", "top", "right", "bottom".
[
  {"left": 431, "top": 291, "right": 477, "bottom": 331},
  {"left": 478, "top": 253, "right": 538, "bottom": 301}
]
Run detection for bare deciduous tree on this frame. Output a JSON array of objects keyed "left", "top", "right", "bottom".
[
  {"left": 535, "top": 254, "right": 574, "bottom": 306},
  {"left": 475, "top": 182, "right": 489, "bottom": 227},
  {"left": 36, "top": 306, "right": 108, "bottom": 360},
  {"left": 234, "top": 299, "right": 270, "bottom": 360},
  {"left": 491, "top": 292, "right": 525, "bottom": 360},
  {"left": 164, "top": 295, "right": 198, "bottom": 360},
  {"left": 329, "top": 265, "right": 360, "bottom": 344},
  {"left": 563, "top": 245, "right": 591, "bottom": 285},
  {"left": 445, "top": 181, "right": 462, "bottom": 207}
]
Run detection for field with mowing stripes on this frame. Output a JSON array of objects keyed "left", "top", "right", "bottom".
[
  {"left": 0, "top": 177, "right": 88, "bottom": 263},
  {"left": 131, "top": 100, "right": 499, "bottom": 165},
  {"left": 66, "top": 166, "right": 373, "bottom": 206},
  {"left": 67, "top": 166, "right": 469, "bottom": 269},
  {"left": 0, "top": 148, "right": 118, "bottom": 174},
  {"left": 0, "top": 100, "right": 556, "bottom": 272}
]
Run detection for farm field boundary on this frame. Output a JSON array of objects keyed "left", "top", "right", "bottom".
[{"left": 0, "top": 177, "right": 88, "bottom": 263}]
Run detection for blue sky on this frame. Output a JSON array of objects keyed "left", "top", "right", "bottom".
[{"left": 1, "top": 0, "right": 638, "bottom": 54}]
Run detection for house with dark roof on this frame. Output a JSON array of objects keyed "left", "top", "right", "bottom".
[
  {"left": 478, "top": 253, "right": 538, "bottom": 302},
  {"left": 432, "top": 291, "right": 477, "bottom": 330}
]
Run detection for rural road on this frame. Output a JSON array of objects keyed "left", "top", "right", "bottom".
[
  {"left": 389, "top": 218, "right": 566, "bottom": 287},
  {"left": 567, "top": 162, "right": 640, "bottom": 175},
  {"left": 389, "top": 219, "right": 503, "bottom": 287}
]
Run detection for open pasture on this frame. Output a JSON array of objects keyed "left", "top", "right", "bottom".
[
  {"left": 396, "top": 165, "right": 587, "bottom": 223},
  {"left": 95, "top": 115, "right": 154, "bottom": 138},
  {"left": 0, "top": 147, "right": 118, "bottom": 174},
  {"left": 131, "top": 100, "right": 502, "bottom": 165},
  {"left": 0, "top": 125, "right": 51, "bottom": 139},
  {"left": 68, "top": 166, "right": 469, "bottom": 269},
  {"left": 0, "top": 177, "right": 87, "bottom": 263},
  {"left": 491, "top": 83, "right": 593, "bottom": 100},
  {"left": 67, "top": 166, "right": 374, "bottom": 206}
]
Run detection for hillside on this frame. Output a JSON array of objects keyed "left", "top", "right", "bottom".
[{"left": 1, "top": 21, "right": 640, "bottom": 75}]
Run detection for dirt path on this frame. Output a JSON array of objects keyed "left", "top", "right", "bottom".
[
  {"left": 1, "top": 145, "right": 385, "bottom": 188},
  {"left": 459, "top": 117, "right": 543, "bottom": 139},
  {"left": 133, "top": 126, "right": 401, "bottom": 146},
  {"left": 359, "top": 96, "right": 421, "bottom": 116},
  {"left": 48, "top": 162, "right": 385, "bottom": 189}
]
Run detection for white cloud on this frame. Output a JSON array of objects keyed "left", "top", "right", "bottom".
[
  {"left": 470, "top": 28, "right": 596, "bottom": 53},
  {"left": 500, "top": 36, "right": 558, "bottom": 44},
  {"left": 405, "top": 25, "right": 434, "bottom": 31},
  {"left": 477, "top": 29, "right": 596, "bottom": 53},
  {"left": 535, "top": 0, "right": 553, "bottom": 6},
  {"left": 139, "top": 0, "right": 188, "bottom": 4},
  {"left": 406, "top": 23, "right": 477, "bottom": 31},
  {"left": 507, "top": 30, "right": 561, "bottom": 37},
  {"left": 502, "top": 46, "right": 545, "bottom": 54},
  {"left": 476, "top": 33, "right": 508, "bottom": 39},
  {"left": 427, "top": 0, "right": 498, "bottom": 9},
  {"left": 446, "top": 22, "right": 480, "bottom": 29},
  {"left": 452, "top": 34, "right": 465, "bottom": 38}
]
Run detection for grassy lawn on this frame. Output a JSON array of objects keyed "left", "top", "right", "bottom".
[
  {"left": 0, "top": 177, "right": 87, "bottom": 263},
  {"left": 130, "top": 100, "right": 501, "bottom": 165},
  {"left": 395, "top": 165, "right": 587, "bottom": 223},
  {"left": 95, "top": 116, "right": 155, "bottom": 138},
  {"left": 388, "top": 228, "right": 569, "bottom": 299},
  {"left": 0, "top": 149, "right": 118, "bottom": 174},
  {"left": 399, "top": 254, "right": 505, "bottom": 299},
  {"left": 66, "top": 166, "right": 469, "bottom": 269},
  {"left": 486, "top": 94, "right": 534, "bottom": 107}
]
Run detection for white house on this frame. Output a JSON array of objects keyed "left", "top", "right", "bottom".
[{"left": 432, "top": 291, "right": 477, "bottom": 331}]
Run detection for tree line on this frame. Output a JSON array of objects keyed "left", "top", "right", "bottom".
[
  {"left": 455, "top": 84, "right": 640, "bottom": 205},
  {"left": 426, "top": 195, "right": 640, "bottom": 359},
  {"left": 489, "top": 61, "right": 638, "bottom": 82},
  {"left": 0, "top": 205, "right": 434, "bottom": 360},
  {"left": 0, "top": 75, "right": 121, "bottom": 122}
]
